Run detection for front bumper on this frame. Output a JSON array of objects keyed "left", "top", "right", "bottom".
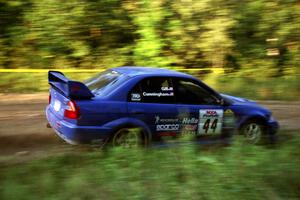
[
  {"left": 265, "top": 117, "right": 279, "bottom": 142},
  {"left": 46, "top": 106, "right": 111, "bottom": 144},
  {"left": 267, "top": 117, "right": 279, "bottom": 135}
]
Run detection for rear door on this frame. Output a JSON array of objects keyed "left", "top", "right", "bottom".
[
  {"left": 173, "top": 78, "right": 225, "bottom": 136},
  {"left": 127, "top": 77, "right": 179, "bottom": 137}
]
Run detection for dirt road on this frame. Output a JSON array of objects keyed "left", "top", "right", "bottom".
[
  {"left": 0, "top": 93, "right": 66, "bottom": 157},
  {"left": 0, "top": 93, "right": 299, "bottom": 156}
]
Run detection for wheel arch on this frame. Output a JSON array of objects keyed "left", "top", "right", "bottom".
[
  {"left": 238, "top": 115, "right": 268, "bottom": 132},
  {"left": 103, "top": 117, "right": 152, "bottom": 144}
]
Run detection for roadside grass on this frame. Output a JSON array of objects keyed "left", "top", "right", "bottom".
[
  {"left": 0, "top": 132, "right": 299, "bottom": 200},
  {"left": 0, "top": 72, "right": 299, "bottom": 100}
]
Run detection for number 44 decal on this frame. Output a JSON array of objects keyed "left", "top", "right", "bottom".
[
  {"left": 202, "top": 119, "right": 218, "bottom": 133},
  {"left": 198, "top": 109, "right": 223, "bottom": 134}
]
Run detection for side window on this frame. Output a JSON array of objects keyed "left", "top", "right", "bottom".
[
  {"left": 175, "top": 79, "right": 217, "bottom": 105},
  {"left": 129, "top": 83, "right": 142, "bottom": 102},
  {"left": 128, "top": 77, "right": 175, "bottom": 104}
]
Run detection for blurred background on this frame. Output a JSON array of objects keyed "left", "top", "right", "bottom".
[
  {"left": 0, "top": 0, "right": 299, "bottom": 99},
  {"left": 0, "top": 0, "right": 300, "bottom": 199}
]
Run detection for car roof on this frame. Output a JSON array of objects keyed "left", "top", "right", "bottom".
[{"left": 112, "top": 66, "right": 193, "bottom": 78}]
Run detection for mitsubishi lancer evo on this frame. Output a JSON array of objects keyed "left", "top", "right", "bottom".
[{"left": 46, "top": 67, "right": 279, "bottom": 147}]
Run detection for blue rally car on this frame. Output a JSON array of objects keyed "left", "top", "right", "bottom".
[{"left": 46, "top": 67, "right": 279, "bottom": 147}]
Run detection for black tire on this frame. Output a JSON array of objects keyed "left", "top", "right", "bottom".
[
  {"left": 239, "top": 119, "right": 266, "bottom": 144},
  {"left": 111, "top": 127, "right": 147, "bottom": 148}
]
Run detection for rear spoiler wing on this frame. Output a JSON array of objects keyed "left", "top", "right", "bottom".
[{"left": 48, "top": 71, "right": 94, "bottom": 99}]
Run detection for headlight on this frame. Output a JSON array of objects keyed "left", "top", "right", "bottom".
[{"left": 269, "top": 115, "right": 275, "bottom": 121}]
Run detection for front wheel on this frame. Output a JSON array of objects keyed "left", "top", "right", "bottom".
[{"left": 240, "top": 121, "right": 264, "bottom": 144}]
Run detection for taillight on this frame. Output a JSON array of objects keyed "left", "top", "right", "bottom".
[
  {"left": 64, "top": 101, "right": 80, "bottom": 119},
  {"left": 48, "top": 94, "right": 51, "bottom": 104}
]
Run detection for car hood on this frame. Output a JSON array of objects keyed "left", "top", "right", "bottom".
[
  {"left": 221, "top": 94, "right": 257, "bottom": 105},
  {"left": 221, "top": 94, "right": 272, "bottom": 120}
]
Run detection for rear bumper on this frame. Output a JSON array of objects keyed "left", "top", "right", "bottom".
[{"left": 46, "top": 106, "right": 111, "bottom": 144}]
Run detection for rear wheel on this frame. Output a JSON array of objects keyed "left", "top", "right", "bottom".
[
  {"left": 112, "top": 128, "right": 146, "bottom": 148},
  {"left": 240, "top": 121, "right": 264, "bottom": 144}
]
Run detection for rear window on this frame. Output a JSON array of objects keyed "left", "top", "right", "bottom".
[{"left": 85, "top": 70, "right": 126, "bottom": 96}]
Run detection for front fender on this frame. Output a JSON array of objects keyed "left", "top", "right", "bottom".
[{"left": 237, "top": 114, "right": 268, "bottom": 130}]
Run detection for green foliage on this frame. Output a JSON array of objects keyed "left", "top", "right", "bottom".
[
  {"left": 0, "top": 0, "right": 299, "bottom": 74},
  {"left": 1, "top": 132, "right": 300, "bottom": 199},
  {"left": 0, "top": 0, "right": 299, "bottom": 97},
  {"left": 127, "top": 0, "right": 169, "bottom": 67}
]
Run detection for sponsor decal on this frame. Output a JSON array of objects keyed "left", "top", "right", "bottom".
[
  {"left": 223, "top": 109, "right": 236, "bottom": 127},
  {"left": 155, "top": 116, "right": 160, "bottom": 124},
  {"left": 198, "top": 109, "right": 223, "bottom": 134},
  {"left": 155, "top": 116, "right": 179, "bottom": 124},
  {"left": 181, "top": 130, "right": 197, "bottom": 136},
  {"left": 161, "top": 86, "right": 173, "bottom": 91},
  {"left": 158, "top": 132, "right": 177, "bottom": 137},
  {"left": 181, "top": 124, "right": 198, "bottom": 131},
  {"left": 224, "top": 109, "right": 234, "bottom": 115},
  {"left": 157, "top": 124, "right": 180, "bottom": 131},
  {"left": 131, "top": 93, "right": 141, "bottom": 101},
  {"left": 202, "top": 110, "right": 219, "bottom": 118},
  {"left": 182, "top": 117, "right": 198, "bottom": 124},
  {"left": 143, "top": 92, "right": 174, "bottom": 97},
  {"left": 155, "top": 116, "right": 200, "bottom": 132}
]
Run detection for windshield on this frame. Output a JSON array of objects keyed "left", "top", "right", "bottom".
[{"left": 84, "top": 70, "right": 125, "bottom": 96}]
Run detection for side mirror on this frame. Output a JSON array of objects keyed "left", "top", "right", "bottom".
[
  {"left": 215, "top": 98, "right": 223, "bottom": 105},
  {"left": 218, "top": 98, "right": 225, "bottom": 106},
  {"left": 219, "top": 98, "right": 231, "bottom": 106},
  {"left": 216, "top": 97, "right": 230, "bottom": 106},
  {"left": 220, "top": 98, "right": 225, "bottom": 106}
]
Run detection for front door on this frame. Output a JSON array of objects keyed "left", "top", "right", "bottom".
[{"left": 173, "top": 78, "right": 226, "bottom": 137}]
